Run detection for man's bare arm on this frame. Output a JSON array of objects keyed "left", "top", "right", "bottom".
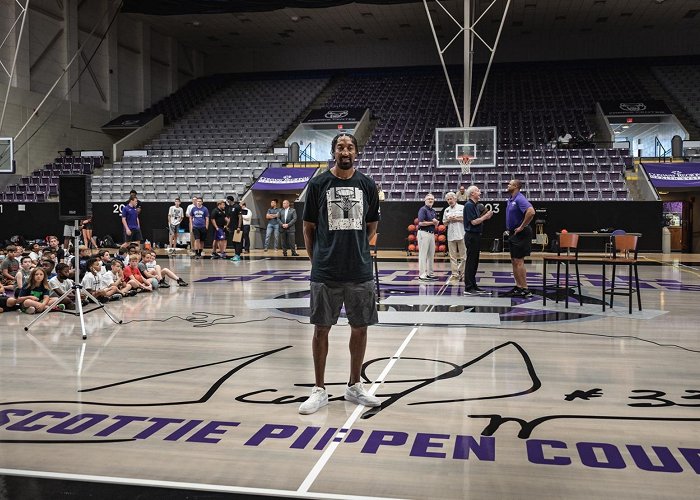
[
  {"left": 303, "top": 221, "right": 316, "bottom": 261},
  {"left": 366, "top": 221, "right": 378, "bottom": 244}
]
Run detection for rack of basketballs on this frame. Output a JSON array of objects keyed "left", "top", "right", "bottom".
[{"left": 406, "top": 218, "right": 448, "bottom": 256}]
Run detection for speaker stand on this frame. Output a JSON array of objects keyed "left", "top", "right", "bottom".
[{"left": 24, "top": 220, "right": 122, "bottom": 339}]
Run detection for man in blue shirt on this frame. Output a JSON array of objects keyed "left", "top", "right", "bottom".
[
  {"left": 264, "top": 200, "right": 281, "bottom": 252},
  {"left": 189, "top": 197, "right": 209, "bottom": 259},
  {"left": 121, "top": 196, "right": 142, "bottom": 247},
  {"left": 417, "top": 193, "right": 438, "bottom": 282},
  {"left": 504, "top": 179, "right": 535, "bottom": 297},
  {"left": 462, "top": 185, "right": 493, "bottom": 294}
]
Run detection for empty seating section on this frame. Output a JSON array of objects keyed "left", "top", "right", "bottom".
[
  {"left": 0, "top": 157, "right": 98, "bottom": 203},
  {"left": 358, "top": 146, "right": 629, "bottom": 201},
  {"left": 92, "top": 77, "right": 329, "bottom": 201},
  {"left": 329, "top": 64, "right": 640, "bottom": 201},
  {"left": 145, "top": 75, "right": 233, "bottom": 125},
  {"left": 652, "top": 65, "right": 700, "bottom": 129},
  {"left": 91, "top": 151, "right": 286, "bottom": 202}
]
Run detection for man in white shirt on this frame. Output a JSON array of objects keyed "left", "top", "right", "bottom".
[
  {"left": 184, "top": 196, "right": 197, "bottom": 254},
  {"left": 443, "top": 192, "right": 466, "bottom": 284},
  {"left": 240, "top": 202, "right": 252, "bottom": 253},
  {"left": 167, "top": 197, "right": 184, "bottom": 254}
]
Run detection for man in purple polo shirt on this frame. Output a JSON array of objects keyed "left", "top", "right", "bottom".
[
  {"left": 121, "top": 196, "right": 142, "bottom": 248},
  {"left": 504, "top": 179, "right": 536, "bottom": 297},
  {"left": 417, "top": 193, "right": 438, "bottom": 282}
]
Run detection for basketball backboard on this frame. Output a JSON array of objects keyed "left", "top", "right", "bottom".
[
  {"left": 0, "top": 138, "right": 13, "bottom": 173},
  {"left": 435, "top": 127, "right": 497, "bottom": 168}
]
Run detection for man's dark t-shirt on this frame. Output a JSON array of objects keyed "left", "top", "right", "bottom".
[
  {"left": 211, "top": 207, "right": 227, "bottom": 230},
  {"left": 303, "top": 169, "right": 379, "bottom": 283},
  {"left": 226, "top": 203, "right": 242, "bottom": 230}
]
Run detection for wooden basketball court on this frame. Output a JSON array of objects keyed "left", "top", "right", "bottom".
[{"left": 1, "top": 251, "right": 699, "bottom": 499}]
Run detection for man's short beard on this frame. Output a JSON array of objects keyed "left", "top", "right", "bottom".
[{"left": 336, "top": 160, "right": 353, "bottom": 170}]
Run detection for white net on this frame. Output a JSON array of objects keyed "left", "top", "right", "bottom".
[{"left": 457, "top": 155, "right": 473, "bottom": 175}]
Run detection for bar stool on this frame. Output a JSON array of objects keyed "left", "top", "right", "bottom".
[
  {"left": 601, "top": 234, "right": 641, "bottom": 314},
  {"left": 542, "top": 232, "right": 582, "bottom": 308}
]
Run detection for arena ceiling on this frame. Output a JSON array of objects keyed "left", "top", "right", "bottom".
[{"left": 122, "top": 0, "right": 700, "bottom": 55}]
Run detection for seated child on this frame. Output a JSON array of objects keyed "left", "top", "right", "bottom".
[{"left": 17, "top": 267, "right": 60, "bottom": 314}]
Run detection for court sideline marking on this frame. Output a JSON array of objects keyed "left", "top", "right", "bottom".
[{"left": 297, "top": 280, "right": 450, "bottom": 493}]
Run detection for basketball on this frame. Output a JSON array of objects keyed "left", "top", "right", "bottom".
[
  {"left": 561, "top": 229, "right": 568, "bottom": 234},
  {"left": 413, "top": 218, "right": 419, "bottom": 225},
  {"left": 438, "top": 244, "right": 446, "bottom": 252},
  {"left": 437, "top": 224, "right": 446, "bottom": 233},
  {"left": 438, "top": 234, "right": 446, "bottom": 242},
  {"left": 408, "top": 234, "right": 416, "bottom": 242},
  {"left": 408, "top": 244, "right": 416, "bottom": 252},
  {"left": 408, "top": 224, "right": 416, "bottom": 232}
]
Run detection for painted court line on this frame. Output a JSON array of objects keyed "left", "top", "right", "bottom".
[
  {"left": 379, "top": 311, "right": 501, "bottom": 325},
  {"left": 0, "top": 469, "right": 405, "bottom": 500},
  {"left": 382, "top": 295, "right": 511, "bottom": 306},
  {"left": 298, "top": 281, "right": 451, "bottom": 493}
]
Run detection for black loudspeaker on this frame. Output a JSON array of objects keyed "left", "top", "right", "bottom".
[{"left": 58, "top": 174, "right": 92, "bottom": 221}]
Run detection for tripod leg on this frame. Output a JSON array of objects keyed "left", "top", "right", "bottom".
[
  {"left": 82, "top": 289, "right": 123, "bottom": 325},
  {"left": 75, "top": 287, "right": 89, "bottom": 340},
  {"left": 24, "top": 287, "right": 73, "bottom": 332}
]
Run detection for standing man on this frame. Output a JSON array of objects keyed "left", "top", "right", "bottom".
[
  {"left": 121, "top": 196, "right": 142, "bottom": 248},
  {"left": 264, "top": 200, "right": 280, "bottom": 252},
  {"left": 190, "top": 197, "right": 209, "bottom": 259},
  {"left": 210, "top": 200, "right": 228, "bottom": 259},
  {"left": 225, "top": 196, "right": 243, "bottom": 262},
  {"left": 463, "top": 185, "right": 493, "bottom": 294},
  {"left": 167, "top": 197, "right": 183, "bottom": 255},
  {"left": 455, "top": 185, "right": 468, "bottom": 203},
  {"left": 299, "top": 133, "right": 381, "bottom": 415},
  {"left": 185, "top": 195, "right": 197, "bottom": 255},
  {"left": 504, "top": 179, "right": 535, "bottom": 297},
  {"left": 443, "top": 192, "right": 466, "bottom": 285},
  {"left": 417, "top": 193, "right": 438, "bottom": 282},
  {"left": 279, "top": 199, "right": 299, "bottom": 257},
  {"left": 240, "top": 202, "right": 252, "bottom": 253}
]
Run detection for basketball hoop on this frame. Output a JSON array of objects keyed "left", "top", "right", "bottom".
[{"left": 457, "top": 155, "right": 473, "bottom": 175}]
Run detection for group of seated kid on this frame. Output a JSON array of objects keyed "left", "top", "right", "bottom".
[{"left": 0, "top": 238, "right": 188, "bottom": 315}]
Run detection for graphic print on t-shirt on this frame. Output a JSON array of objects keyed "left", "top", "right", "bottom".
[{"left": 326, "top": 186, "right": 364, "bottom": 231}]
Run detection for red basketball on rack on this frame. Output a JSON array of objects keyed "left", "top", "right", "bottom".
[
  {"left": 438, "top": 244, "right": 446, "bottom": 252},
  {"left": 408, "top": 224, "right": 416, "bottom": 232},
  {"left": 414, "top": 218, "right": 419, "bottom": 225},
  {"left": 438, "top": 234, "right": 446, "bottom": 242},
  {"left": 437, "top": 225, "right": 446, "bottom": 234},
  {"left": 408, "top": 244, "right": 416, "bottom": 252},
  {"left": 408, "top": 234, "right": 416, "bottom": 242}
]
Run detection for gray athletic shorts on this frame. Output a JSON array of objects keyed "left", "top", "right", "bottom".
[
  {"left": 310, "top": 280, "right": 378, "bottom": 327},
  {"left": 168, "top": 224, "right": 181, "bottom": 236}
]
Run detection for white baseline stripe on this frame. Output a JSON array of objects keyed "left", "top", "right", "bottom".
[
  {"left": 297, "top": 326, "right": 419, "bottom": 493},
  {"left": 297, "top": 281, "right": 452, "bottom": 492},
  {"left": 0, "top": 468, "right": 406, "bottom": 500}
]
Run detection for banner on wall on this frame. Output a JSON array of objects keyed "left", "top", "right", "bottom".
[
  {"left": 644, "top": 163, "right": 700, "bottom": 188},
  {"left": 303, "top": 108, "right": 367, "bottom": 124},
  {"left": 598, "top": 100, "right": 671, "bottom": 116},
  {"left": 251, "top": 168, "right": 318, "bottom": 191}
]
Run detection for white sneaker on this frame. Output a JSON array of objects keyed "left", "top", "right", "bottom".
[
  {"left": 345, "top": 383, "right": 381, "bottom": 407},
  {"left": 298, "top": 386, "right": 328, "bottom": 414}
]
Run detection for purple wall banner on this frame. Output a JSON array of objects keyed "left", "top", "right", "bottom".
[
  {"left": 644, "top": 163, "right": 700, "bottom": 188},
  {"left": 252, "top": 168, "right": 318, "bottom": 191}
]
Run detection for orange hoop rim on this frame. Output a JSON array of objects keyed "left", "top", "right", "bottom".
[{"left": 457, "top": 155, "right": 474, "bottom": 166}]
